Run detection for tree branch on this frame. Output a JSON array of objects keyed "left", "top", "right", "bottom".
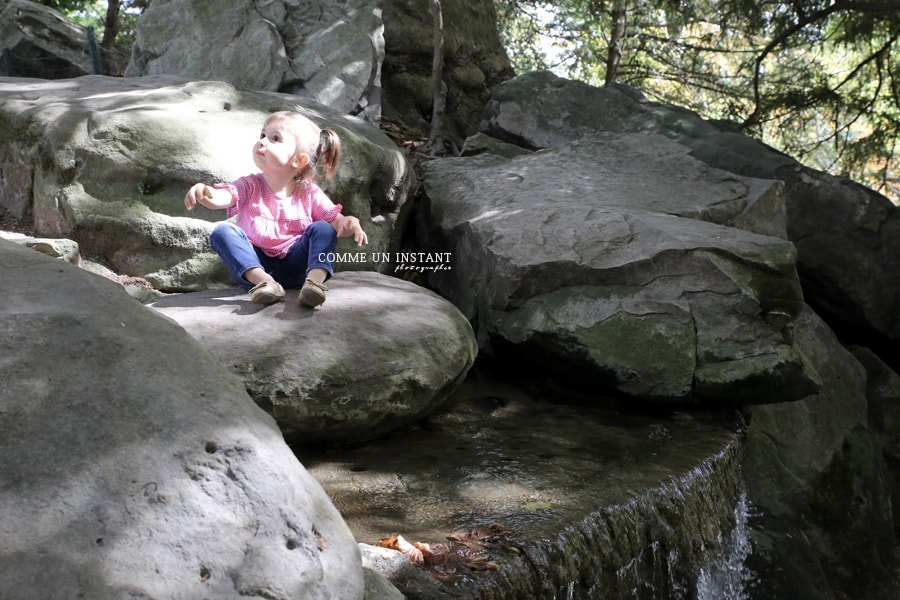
[
  {"left": 743, "top": 0, "right": 900, "bottom": 128},
  {"left": 423, "top": 0, "right": 448, "bottom": 156}
]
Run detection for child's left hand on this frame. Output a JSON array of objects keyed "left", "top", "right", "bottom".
[
  {"left": 350, "top": 221, "right": 368, "bottom": 246},
  {"left": 334, "top": 214, "right": 368, "bottom": 246}
]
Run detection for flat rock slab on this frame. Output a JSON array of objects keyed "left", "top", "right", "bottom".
[
  {"left": 481, "top": 70, "right": 900, "bottom": 346},
  {"left": 150, "top": 271, "right": 478, "bottom": 445},
  {"left": 418, "top": 133, "right": 820, "bottom": 406}
]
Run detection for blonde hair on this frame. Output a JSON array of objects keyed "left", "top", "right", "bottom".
[{"left": 265, "top": 111, "right": 342, "bottom": 181}]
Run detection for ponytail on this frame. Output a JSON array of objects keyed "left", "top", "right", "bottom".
[
  {"left": 269, "top": 111, "right": 342, "bottom": 182},
  {"left": 316, "top": 129, "right": 342, "bottom": 180}
]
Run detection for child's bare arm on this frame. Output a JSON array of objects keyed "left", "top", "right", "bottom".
[
  {"left": 332, "top": 213, "right": 368, "bottom": 246},
  {"left": 184, "top": 184, "right": 234, "bottom": 211}
]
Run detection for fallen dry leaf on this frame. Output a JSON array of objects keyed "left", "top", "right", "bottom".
[
  {"left": 377, "top": 534, "right": 424, "bottom": 564},
  {"left": 378, "top": 524, "right": 519, "bottom": 581}
]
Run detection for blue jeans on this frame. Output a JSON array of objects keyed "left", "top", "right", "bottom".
[{"left": 209, "top": 221, "right": 337, "bottom": 290}]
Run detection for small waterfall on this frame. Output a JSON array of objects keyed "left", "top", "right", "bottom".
[
  {"left": 695, "top": 487, "right": 755, "bottom": 600},
  {"left": 299, "top": 374, "right": 753, "bottom": 599},
  {"left": 518, "top": 440, "right": 751, "bottom": 600}
]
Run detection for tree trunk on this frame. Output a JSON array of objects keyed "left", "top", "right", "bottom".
[
  {"left": 99, "top": 0, "right": 121, "bottom": 75},
  {"left": 101, "top": 0, "right": 121, "bottom": 52},
  {"left": 424, "top": 0, "right": 447, "bottom": 155},
  {"left": 605, "top": 0, "right": 627, "bottom": 85}
]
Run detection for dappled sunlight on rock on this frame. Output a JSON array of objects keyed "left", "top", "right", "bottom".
[
  {"left": 150, "top": 271, "right": 477, "bottom": 444},
  {"left": 0, "top": 239, "right": 365, "bottom": 599}
]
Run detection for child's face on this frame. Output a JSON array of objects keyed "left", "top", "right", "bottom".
[{"left": 253, "top": 120, "right": 307, "bottom": 177}]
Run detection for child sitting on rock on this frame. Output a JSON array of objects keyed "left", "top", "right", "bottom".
[{"left": 184, "top": 111, "right": 368, "bottom": 308}]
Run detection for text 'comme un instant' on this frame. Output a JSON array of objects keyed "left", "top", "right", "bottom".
[{"left": 318, "top": 251, "right": 452, "bottom": 273}]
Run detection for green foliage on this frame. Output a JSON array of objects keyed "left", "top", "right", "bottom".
[
  {"left": 36, "top": 0, "right": 87, "bottom": 12},
  {"left": 495, "top": 0, "right": 900, "bottom": 202},
  {"left": 493, "top": 1, "right": 554, "bottom": 72},
  {"left": 63, "top": 0, "right": 107, "bottom": 30},
  {"left": 54, "top": 0, "right": 148, "bottom": 48}
]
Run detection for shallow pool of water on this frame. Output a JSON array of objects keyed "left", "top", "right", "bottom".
[{"left": 294, "top": 367, "right": 746, "bottom": 598}]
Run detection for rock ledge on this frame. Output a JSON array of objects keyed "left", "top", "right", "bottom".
[{"left": 150, "top": 271, "right": 478, "bottom": 444}]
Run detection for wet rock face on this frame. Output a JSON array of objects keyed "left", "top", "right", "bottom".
[
  {"left": 418, "top": 133, "right": 820, "bottom": 407},
  {"left": 742, "top": 307, "right": 897, "bottom": 600},
  {"left": 851, "top": 345, "right": 900, "bottom": 536},
  {"left": 150, "top": 271, "right": 478, "bottom": 445},
  {"left": 0, "top": 239, "right": 365, "bottom": 600}
]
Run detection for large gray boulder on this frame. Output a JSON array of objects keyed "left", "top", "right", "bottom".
[
  {"left": 150, "top": 271, "right": 478, "bottom": 445},
  {"left": 126, "top": 0, "right": 384, "bottom": 120},
  {"left": 0, "top": 238, "right": 365, "bottom": 599},
  {"left": 0, "top": 75, "right": 414, "bottom": 291},
  {"left": 479, "top": 70, "right": 900, "bottom": 349},
  {"left": 418, "top": 132, "right": 820, "bottom": 406},
  {"left": 0, "top": 0, "right": 97, "bottom": 79}
]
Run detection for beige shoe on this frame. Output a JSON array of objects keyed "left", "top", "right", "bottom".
[
  {"left": 299, "top": 278, "right": 328, "bottom": 308},
  {"left": 249, "top": 280, "right": 285, "bottom": 305}
]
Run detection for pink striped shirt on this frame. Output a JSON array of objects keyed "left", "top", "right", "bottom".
[{"left": 215, "top": 173, "right": 342, "bottom": 258}]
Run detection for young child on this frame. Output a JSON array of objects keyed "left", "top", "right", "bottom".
[{"left": 184, "top": 111, "right": 367, "bottom": 308}]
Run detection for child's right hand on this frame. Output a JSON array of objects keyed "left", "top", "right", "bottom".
[{"left": 184, "top": 183, "right": 212, "bottom": 211}]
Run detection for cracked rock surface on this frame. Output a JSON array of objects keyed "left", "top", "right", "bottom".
[{"left": 418, "top": 132, "right": 820, "bottom": 406}]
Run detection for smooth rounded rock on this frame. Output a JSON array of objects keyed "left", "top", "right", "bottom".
[
  {"left": 0, "top": 76, "right": 414, "bottom": 290},
  {"left": 0, "top": 239, "right": 365, "bottom": 600},
  {"left": 150, "top": 271, "right": 478, "bottom": 444}
]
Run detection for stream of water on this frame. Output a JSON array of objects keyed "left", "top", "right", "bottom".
[
  {"left": 294, "top": 366, "right": 752, "bottom": 599},
  {"left": 695, "top": 489, "right": 754, "bottom": 600}
]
